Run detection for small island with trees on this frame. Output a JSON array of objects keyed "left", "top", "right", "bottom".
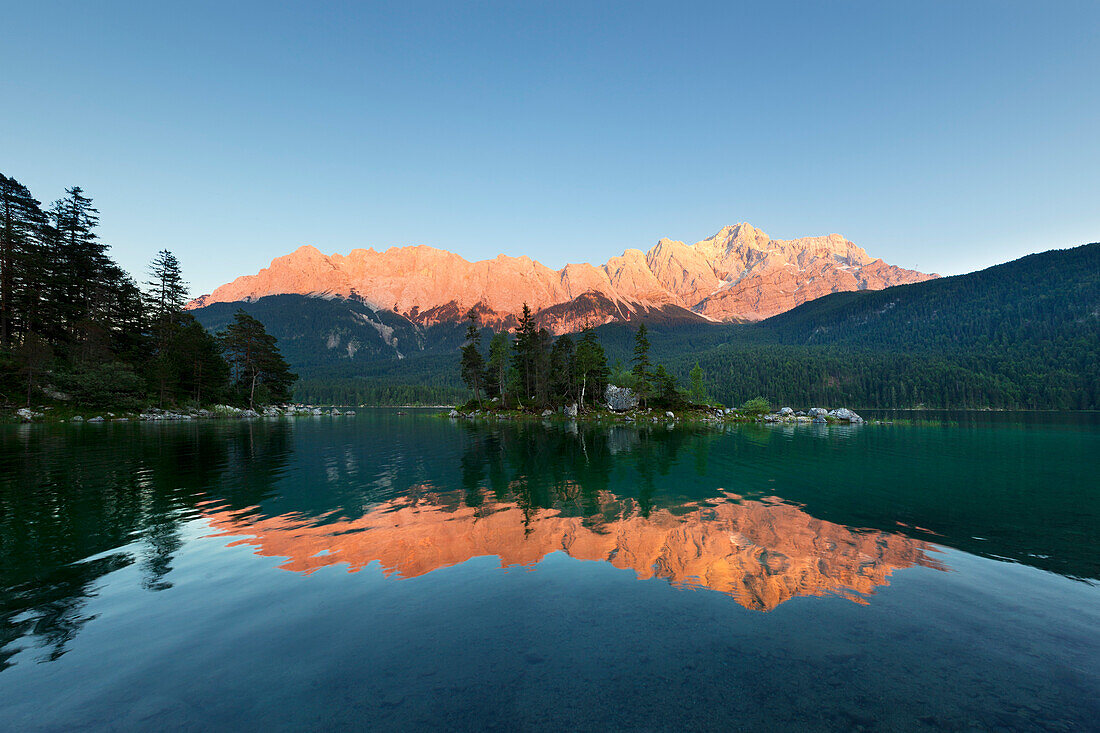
[{"left": 453, "top": 306, "right": 868, "bottom": 426}]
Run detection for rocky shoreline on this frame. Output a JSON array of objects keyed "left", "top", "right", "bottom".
[
  {"left": 444, "top": 385, "right": 870, "bottom": 426},
  {"left": 10, "top": 404, "right": 356, "bottom": 424},
  {"left": 446, "top": 404, "right": 869, "bottom": 426}
]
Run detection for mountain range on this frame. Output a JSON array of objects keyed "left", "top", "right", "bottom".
[
  {"left": 191, "top": 241, "right": 1100, "bottom": 410},
  {"left": 187, "top": 223, "right": 934, "bottom": 331}
]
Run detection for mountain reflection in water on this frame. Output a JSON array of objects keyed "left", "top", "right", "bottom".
[
  {"left": 3, "top": 410, "right": 1097, "bottom": 672},
  {"left": 207, "top": 492, "right": 944, "bottom": 611}
]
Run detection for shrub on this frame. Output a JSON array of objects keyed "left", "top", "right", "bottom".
[{"left": 740, "top": 396, "right": 771, "bottom": 416}]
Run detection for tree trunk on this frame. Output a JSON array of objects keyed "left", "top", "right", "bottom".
[{"left": 249, "top": 371, "right": 257, "bottom": 409}]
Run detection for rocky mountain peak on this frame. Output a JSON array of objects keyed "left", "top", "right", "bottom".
[{"left": 187, "top": 222, "right": 937, "bottom": 330}]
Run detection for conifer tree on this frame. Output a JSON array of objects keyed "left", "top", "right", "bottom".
[
  {"left": 689, "top": 362, "right": 707, "bottom": 403},
  {"left": 631, "top": 322, "right": 653, "bottom": 407},
  {"left": 460, "top": 309, "right": 486, "bottom": 406},
  {"left": 175, "top": 315, "right": 229, "bottom": 404},
  {"left": 653, "top": 364, "right": 679, "bottom": 406},
  {"left": 43, "top": 187, "right": 113, "bottom": 344},
  {"left": 550, "top": 334, "right": 575, "bottom": 403},
  {"left": 485, "top": 331, "right": 511, "bottom": 406},
  {"left": 145, "top": 249, "right": 188, "bottom": 320},
  {"left": 0, "top": 174, "right": 47, "bottom": 347},
  {"left": 534, "top": 327, "right": 553, "bottom": 405},
  {"left": 219, "top": 310, "right": 297, "bottom": 407},
  {"left": 511, "top": 303, "right": 538, "bottom": 403}
]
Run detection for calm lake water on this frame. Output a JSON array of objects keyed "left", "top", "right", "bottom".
[{"left": 1, "top": 410, "right": 1098, "bottom": 731}]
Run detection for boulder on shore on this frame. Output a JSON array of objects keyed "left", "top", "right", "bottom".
[
  {"left": 829, "top": 407, "right": 864, "bottom": 423},
  {"left": 563, "top": 403, "right": 578, "bottom": 418},
  {"left": 779, "top": 407, "right": 794, "bottom": 416},
  {"left": 809, "top": 407, "right": 829, "bottom": 417},
  {"left": 605, "top": 385, "right": 639, "bottom": 411}
]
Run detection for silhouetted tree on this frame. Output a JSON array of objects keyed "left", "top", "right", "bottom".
[
  {"left": 219, "top": 310, "right": 297, "bottom": 407},
  {"left": 0, "top": 174, "right": 47, "bottom": 347}
]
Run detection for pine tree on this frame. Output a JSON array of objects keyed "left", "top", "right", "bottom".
[
  {"left": 219, "top": 310, "right": 297, "bottom": 407},
  {"left": 0, "top": 174, "right": 47, "bottom": 347},
  {"left": 144, "top": 250, "right": 191, "bottom": 404},
  {"left": 485, "top": 331, "right": 511, "bottom": 406},
  {"left": 511, "top": 303, "right": 538, "bottom": 404},
  {"left": 632, "top": 322, "right": 653, "bottom": 407},
  {"left": 175, "top": 315, "right": 229, "bottom": 404},
  {"left": 43, "top": 186, "right": 111, "bottom": 345},
  {"left": 653, "top": 364, "right": 679, "bottom": 406},
  {"left": 460, "top": 309, "right": 486, "bottom": 406},
  {"left": 534, "top": 327, "right": 553, "bottom": 406},
  {"left": 550, "top": 334, "right": 575, "bottom": 403},
  {"left": 145, "top": 249, "right": 188, "bottom": 320},
  {"left": 689, "top": 361, "right": 707, "bottom": 403}
]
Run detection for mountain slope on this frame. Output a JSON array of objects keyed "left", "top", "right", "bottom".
[
  {"left": 674, "top": 242, "right": 1100, "bottom": 409},
  {"left": 761, "top": 241, "right": 1100, "bottom": 351},
  {"left": 187, "top": 223, "right": 934, "bottom": 330}
]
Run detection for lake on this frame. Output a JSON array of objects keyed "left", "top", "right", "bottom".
[{"left": 1, "top": 410, "right": 1098, "bottom": 731}]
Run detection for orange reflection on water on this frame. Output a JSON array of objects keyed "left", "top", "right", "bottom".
[{"left": 205, "top": 492, "right": 945, "bottom": 611}]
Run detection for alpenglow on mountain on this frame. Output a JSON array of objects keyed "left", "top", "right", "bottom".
[{"left": 187, "top": 223, "right": 936, "bottom": 332}]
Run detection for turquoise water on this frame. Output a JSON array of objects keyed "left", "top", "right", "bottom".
[{"left": 1, "top": 411, "right": 1098, "bottom": 730}]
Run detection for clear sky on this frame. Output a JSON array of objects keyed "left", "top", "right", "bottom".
[{"left": 3, "top": 1, "right": 1098, "bottom": 296}]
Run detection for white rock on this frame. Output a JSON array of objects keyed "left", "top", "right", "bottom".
[
  {"left": 829, "top": 407, "right": 864, "bottom": 423},
  {"left": 604, "top": 385, "right": 639, "bottom": 411},
  {"left": 779, "top": 407, "right": 794, "bottom": 416}
]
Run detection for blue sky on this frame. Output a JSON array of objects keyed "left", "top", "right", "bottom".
[{"left": 2, "top": 1, "right": 1098, "bottom": 296}]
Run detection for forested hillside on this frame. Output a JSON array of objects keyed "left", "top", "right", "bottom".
[
  {"left": 678, "top": 243, "right": 1099, "bottom": 410},
  {"left": 194, "top": 243, "right": 1100, "bottom": 410}
]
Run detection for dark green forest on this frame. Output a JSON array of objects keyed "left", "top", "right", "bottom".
[{"left": 0, "top": 172, "right": 295, "bottom": 410}]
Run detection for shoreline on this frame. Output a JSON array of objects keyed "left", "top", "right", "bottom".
[
  {"left": 440, "top": 404, "right": 874, "bottom": 426},
  {"left": 6, "top": 404, "right": 356, "bottom": 425}
]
